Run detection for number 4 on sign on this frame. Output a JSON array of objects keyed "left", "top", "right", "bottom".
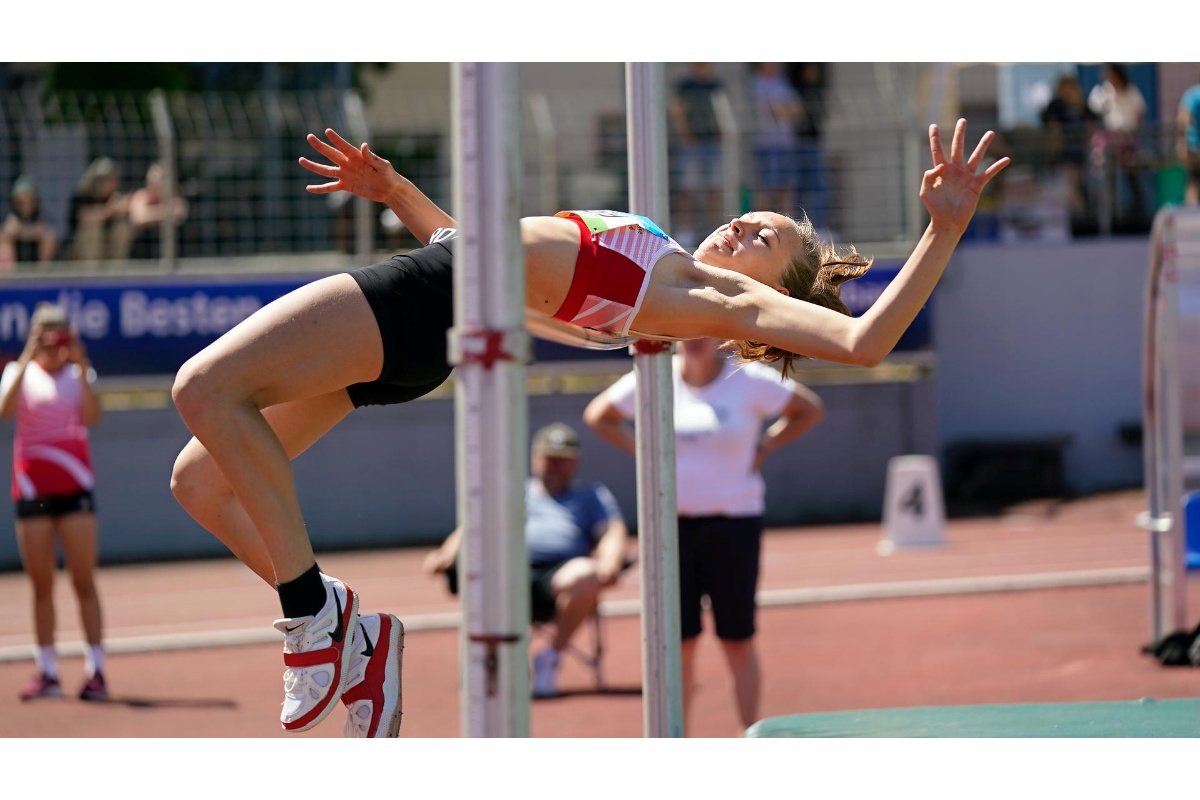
[
  {"left": 879, "top": 455, "right": 945, "bottom": 554},
  {"left": 901, "top": 483, "right": 924, "bottom": 518}
]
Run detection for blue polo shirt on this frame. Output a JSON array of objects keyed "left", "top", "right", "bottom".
[{"left": 525, "top": 477, "right": 623, "bottom": 564}]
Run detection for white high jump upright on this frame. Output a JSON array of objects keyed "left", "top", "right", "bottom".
[
  {"left": 449, "top": 62, "right": 531, "bottom": 737},
  {"left": 626, "top": 62, "right": 684, "bottom": 738},
  {"left": 1139, "top": 205, "right": 1200, "bottom": 643}
]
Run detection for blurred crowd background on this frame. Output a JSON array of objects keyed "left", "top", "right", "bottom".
[
  {"left": 1, "top": 62, "right": 1194, "bottom": 273},
  {"left": 0, "top": 61, "right": 1194, "bottom": 570}
]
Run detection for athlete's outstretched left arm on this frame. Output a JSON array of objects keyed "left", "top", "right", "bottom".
[
  {"left": 731, "top": 119, "right": 1009, "bottom": 366},
  {"left": 299, "top": 128, "right": 456, "bottom": 246}
]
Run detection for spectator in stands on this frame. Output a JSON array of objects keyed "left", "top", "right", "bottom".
[
  {"left": 1088, "top": 63, "right": 1149, "bottom": 230},
  {"left": 128, "top": 162, "right": 188, "bottom": 260},
  {"left": 423, "top": 422, "right": 630, "bottom": 699},
  {"left": 669, "top": 63, "right": 727, "bottom": 249},
  {"left": 749, "top": 62, "right": 802, "bottom": 217},
  {"left": 66, "top": 157, "right": 131, "bottom": 263},
  {"left": 0, "top": 176, "right": 58, "bottom": 270},
  {"left": 584, "top": 337, "right": 826, "bottom": 735},
  {"left": 0, "top": 302, "right": 107, "bottom": 702},
  {"left": 1040, "top": 74, "right": 1101, "bottom": 230},
  {"left": 1178, "top": 71, "right": 1200, "bottom": 207}
]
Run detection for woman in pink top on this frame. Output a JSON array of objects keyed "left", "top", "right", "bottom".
[{"left": 0, "top": 303, "right": 106, "bottom": 702}]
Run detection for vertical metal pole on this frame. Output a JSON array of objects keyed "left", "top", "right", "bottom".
[
  {"left": 626, "top": 61, "right": 684, "bottom": 738},
  {"left": 450, "top": 62, "right": 530, "bottom": 738},
  {"left": 261, "top": 63, "right": 284, "bottom": 252},
  {"left": 711, "top": 90, "right": 741, "bottom": 218},
  {"left": 527, "top": 93, "right": 559, "bottom": 212},
  {"left": 1156, "top": 210, "right": 1188, "bottom": 637},
  {"left": 342, "top": 91, "right": 374, "bottom": 262},
  {"left": 148, "top": 90, "right": 178, "bottom": 270},
  {"left": 1140, "top": 207, "right": 1196, "bottom": 642}
]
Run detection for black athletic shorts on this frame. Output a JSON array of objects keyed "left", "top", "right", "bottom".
[
  {"left": 445, "top": 559, "right": 565, "bottom": 625},
  {"left": 530, "top": 561, "right": 568, "bottom": 623},
  {"left": 15, "top": 490, "right": 96, "bottom": 520},
  {"left": 678, "top": 515, "right": 763, "bottom": 641},
  {"left": 345, "top": 232, "right": 457, "bottom": 408}
]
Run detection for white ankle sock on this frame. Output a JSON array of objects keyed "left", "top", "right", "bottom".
[
  {"left": 36, "top": 646, "right": 58, "bottom": 678},
  {"left": 85, "top": 644, "right": 106, "bottom": 678}
]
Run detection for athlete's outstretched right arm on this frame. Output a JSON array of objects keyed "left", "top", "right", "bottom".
[{"left": 299, "top": 127, "right": 456, "bottom": 246}]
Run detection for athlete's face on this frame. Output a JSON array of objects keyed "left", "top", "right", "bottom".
[{"left": 693, "top": 212, "right": 800, "bottom": 294}]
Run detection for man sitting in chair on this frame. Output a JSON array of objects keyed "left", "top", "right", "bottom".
[{"left": 423, "top": 422, "right": 630, "bottom": 698}]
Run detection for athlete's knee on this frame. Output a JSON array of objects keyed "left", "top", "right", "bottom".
[
  {"left": 173, "top": 349, "right": 254, "bottom": 427},
  {"left": 171, "top": 356, "right": 217, "bottom": 426}
]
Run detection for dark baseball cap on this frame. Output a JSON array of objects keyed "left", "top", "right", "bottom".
[{"left": 532, "top": 423, "right": 580, "bottom": 458}]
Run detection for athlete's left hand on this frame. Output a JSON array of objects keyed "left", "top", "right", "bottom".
[{"left": 920, "top": 118, "right": 1011, "bottom": 234}]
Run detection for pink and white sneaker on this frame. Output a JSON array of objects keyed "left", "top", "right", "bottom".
[
  {"left": 19, "top": 672, "right": 62, "bottom": 701},
  {"left": 341, "top": 612, "right": 404, "bottom": 738},
  {"left": 273, "top": 573, "right": 359, "bottom": 733}
]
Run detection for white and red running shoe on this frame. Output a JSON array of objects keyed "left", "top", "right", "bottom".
[
  {"left": 341, "top": 612, "right": 404, "bottom": 738},
  {"left": 273, "top": 573, "right": 359, "bottom": 733}
]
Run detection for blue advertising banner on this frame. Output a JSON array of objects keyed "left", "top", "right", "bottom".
[
  {"left": 839, "top": 260, "right": 932, "bottom": 353},
  {"left": 0, "top": 260, "right": 931, "bottom": 377},
  {"left": 0, "top": 274, "right": 324, "bottom": 376}
]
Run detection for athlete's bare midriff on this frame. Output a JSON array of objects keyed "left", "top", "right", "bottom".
[
  {"left": 519, "top": 214, "right": 751, "bottom": 342},
  {"left": 520, "top": 216, "right": 580, "bottom": 315}
]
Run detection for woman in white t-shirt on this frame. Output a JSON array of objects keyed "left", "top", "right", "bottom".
[
  {"left": 583, "top": 337, "right": 824, "bottom": 735},
  {"left": 0, "top": 302, "right": 106, "bottom": 702}
]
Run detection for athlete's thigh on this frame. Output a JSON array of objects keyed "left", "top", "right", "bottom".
[
  {"left": 15, "top": 516, "right": 58, "bottom": 586},
  {"left": 259, "top": 390, "right": 356, "bottom": 458},
  {"left": 56, "top": 512, "right": 99, "bottom": 581},
  {"left": 187, "top": 273, "right": 384, "bottom": 409},
  {"left": 176, "top": 389, "right": 355, "bottom": 476}
]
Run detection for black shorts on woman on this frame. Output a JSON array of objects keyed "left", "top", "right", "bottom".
[
  {"left": 678, "top": 514, "right": 763, "bottom": 641},
  {"left": 345, "top": 231, "right": 458, "bottom": 408}
]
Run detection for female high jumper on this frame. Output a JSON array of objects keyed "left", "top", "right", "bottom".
[{"left": 169, "top": 119, "right": 1009, "bottom": 737}]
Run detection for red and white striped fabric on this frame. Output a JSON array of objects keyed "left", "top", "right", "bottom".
[
  {"left": 0, "top": 360, "right": 96, "bottom": 500},
  {"left": 552, "top": 211, "right": 689, "bottom": 336}
]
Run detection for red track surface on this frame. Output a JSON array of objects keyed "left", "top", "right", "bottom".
[{"left": 3, "top": 489, "right": 1199, "bottom": 738}]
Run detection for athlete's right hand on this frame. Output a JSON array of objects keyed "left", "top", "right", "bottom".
[{"left": 299, "top": 128, "right": 404, "bottom": 204}]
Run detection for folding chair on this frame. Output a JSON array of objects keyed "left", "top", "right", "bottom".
[
  {"left": 529, "top": 594, "right": 610, "bottom": 691},
  {"left": 443, "top": 555, "right": 634, "bottom": 692}
]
